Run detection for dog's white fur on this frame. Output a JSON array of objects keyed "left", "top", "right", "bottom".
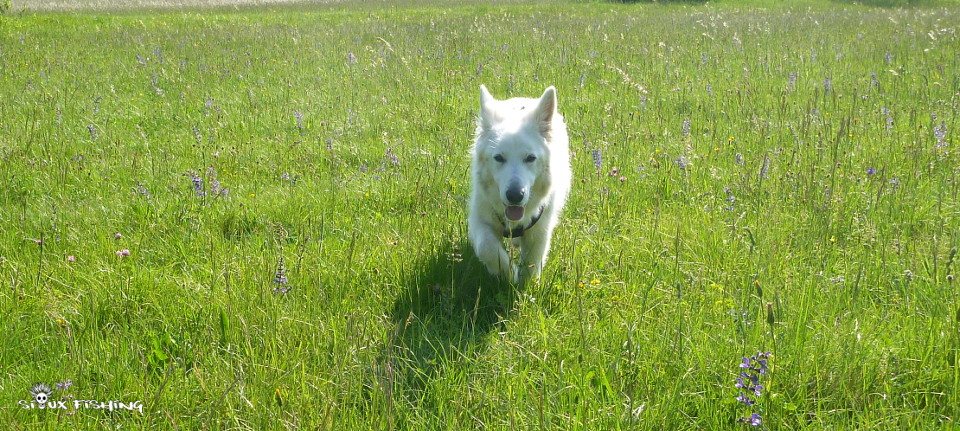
[{"left": 468, "top": 85, "right": 570, "bottom": 283}]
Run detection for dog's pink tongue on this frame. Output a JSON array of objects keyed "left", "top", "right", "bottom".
[{"left": 505, "top": 206, "right": 525, "bottom": 221}]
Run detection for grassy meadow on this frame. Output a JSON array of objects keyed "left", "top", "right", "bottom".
[{"left": 1, "top": 0, "right": 959, "bottom": 428}]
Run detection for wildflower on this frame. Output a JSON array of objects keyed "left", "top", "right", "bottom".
[
  {"left": 881, "top": 107, "right": 893, "bottom": 130},
  {"left": 116, "top": 249, "right": 130, "bottom": 257},
  {"left": 735, "top": 153, "right": 744, "bottom": 166},
  {"left": 675, "top": 155, "right": 691, "bottom": 170},
  {"left": 67, "top": 255, "right": 76, "bottom": 262},
  {"left": 681, "top": 119, "right": 691, "bottom": 136},
  {"left": 737, "top": 413, "right": 762, "bottom": 426},
  {"left": 348, "top": 52, "right": 357, "bottom": 65},
  {"left": 787, "top": 72, "right": 797, "bottom": 89},
  {"left": 294, "top": 110, "right": 304, "bottom": 133},
  {"left": 619, "top": 176, "right": 626, "bottom": 182},
  {"left": 758, "top": 155, "right": 770, "bottom": 179},
  {"left": 824, "top": 77, "right": 832, "bottom": 93},
  {"left": 208, "top": 167, "right": 228, "bottom": 196},
  {"left": 934, "top": 121, "right": 948, "bottom": 148},
  {"left": 735, "top": 351, "right": 771, "bottom": 424},
  {"left": 885, "top": 52, "right": 892, "bottom": 64},
  {"left": 871, "top": 73, "right": 879, "bottom": 89},
  {"left": 56, "top": 380, "right": 73, "bottom": 390},
  {"left": 866, "top": 167, "right": 876, "bottom": 175},
  {"left": 115, "top": 232, "right": 122, "bottom": 239},
  {"left": 192, "top": 125, "right": 202, "bottom": 144},
  {"left": 135, "top": 182, "right": 151, "bottom": 199},
  {"left": 273, "top": 257, "right": 290, "bottom": 293},
  {"left": 87, "top": 124, "right": 97, "bottom": 140},
  {"left": 579, "top": 73, "right": 585, "bottom": 88},
  {"left": 592, "top": 149, "right": 603, "bottom": 171},
  {"left": 188, "top": 171, "right": 206, "bottom": 197},
  {"left": 136, "top": 54, "right": 146, "bottom": 66},
  {"left": 385, "top": 147, "right": 399, "bottom": 165},
  {"left": 723, "top": 187, "right": 736, "bottom": 211}
]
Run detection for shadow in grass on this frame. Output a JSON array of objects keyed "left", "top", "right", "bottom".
[{"left": 383, "top": 238, "right": 520, "bottom": 401}]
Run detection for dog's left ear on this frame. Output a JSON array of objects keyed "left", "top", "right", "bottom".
[{"left": 532, "top": 86, "right": 557, "bottom": 137}]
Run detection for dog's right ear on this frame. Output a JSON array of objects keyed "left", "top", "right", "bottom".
[{"left": 478, "top": 85, "right": 496, "bottom": 130}]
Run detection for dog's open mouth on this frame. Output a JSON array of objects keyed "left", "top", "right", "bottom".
[{"left": 505, "top": 205, "right": 525, "bottom": 221}]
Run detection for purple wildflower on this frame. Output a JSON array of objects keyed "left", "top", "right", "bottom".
[
  {"left": 386, "top": 147, "right": 399, "bottom": 165},
  {"left": 681, "top": 119, "right": 691, "bottom": 136},
  {"left": 737, "top": 413, "right": 762, "bottom": 426},
  {"left": 592, "top": 149, "right": 603, "bottom": 171},
  {"left": 56, "top": 380, "right": 73, "bottom": 390},
  {"left": 723, "top": 188, "right": 736, "bottom": 211},
  {"left": 207, "top": 167, "right": 228, "bottom": 196},
  {"left": 272, "top": 257, "right": 290, "bottom": 293},
  {"left": 824, "top": 77, "right": 832, "bottom": 93},
  {"left": 116, "top": 249, "right": 130, "bottom": 257},
  {"left": 136, "top": 182, "right": 151, "bottom": 199},
  {"left": 87, "top": 124, "right": 97, "bottom": 140},
  {"left": 294, "top": 110, "right": 304, "bottom": 133},
  {"left": 136, "top": 54, "right": 146, "bottom": 66},
  {"left": 675, "top": 155, "right": 691, "bottom": 170},
  {"left": 114, "top": 232, "right": 122, "bottom": 239},
  {"left": 735, "top": 352, "right": 771, "bottom": 423},
  {"left": 67, "top": 255, "right": 76, "bottom": 263},
  {"left": 934, "top": 121, "right": 947, "bottom": 148},
  {"left": 787, "top": 72, "right": 797, "bottom": 90},
  {"left": 348, "top": 52, "right": 357, "bottom": 65},
  {"left": 866, "top": 167, "right": 877, "bottom": 175},
  {"left": 759, "top": 155, "right": 770, "bottom": 179},
  {"left": 881, "top": 107, "right": 893, "bottom": 130},
  {"left": 189, "top": 171, "right": 206, "bottom": 197}
]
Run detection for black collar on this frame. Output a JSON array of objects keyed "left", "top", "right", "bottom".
[{"left": 499, "top": 205, "right": 545, "bottom": 238}]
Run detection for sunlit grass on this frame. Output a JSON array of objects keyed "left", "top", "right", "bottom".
[{"left": 0, "top": 0, "right": 958, "bottom": 429}]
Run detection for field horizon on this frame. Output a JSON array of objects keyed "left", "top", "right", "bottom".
[{"left": 1, "top": 0, "right": 958, "bottom": 429}]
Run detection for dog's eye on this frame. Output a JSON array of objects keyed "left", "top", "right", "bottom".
[
  {"left": 493, "top": 154, "right": 505, "bottom": 163},
  {"left": 524, "top": 155, "right": 537, "bottom": 163}
]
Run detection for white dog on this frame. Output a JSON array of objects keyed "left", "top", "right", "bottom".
[{"left": 468, "top": 85, "right": 570, "bottom": 283}]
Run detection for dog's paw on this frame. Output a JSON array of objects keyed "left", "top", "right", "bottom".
[{"left": 502, "top": 264, "right": 520, "bottom": 284}]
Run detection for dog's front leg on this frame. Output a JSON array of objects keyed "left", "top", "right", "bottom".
[
  {"left": 469, "top": 222, "right": 518, "bottom": 283},
  {"left": 519, "top": 225, "right": 553, "bottom": 282}
]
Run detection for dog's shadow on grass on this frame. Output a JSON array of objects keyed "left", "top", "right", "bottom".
[{"left": 382, "top": 237, "right": 519, "bottom": 400}]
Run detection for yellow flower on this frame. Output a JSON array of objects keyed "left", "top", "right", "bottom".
[
  {"left": 590, "top": 278, "right": 601, "bottom": 286},
  {"left": 830, "top": 236, "right": 836, "bottom": 243}
]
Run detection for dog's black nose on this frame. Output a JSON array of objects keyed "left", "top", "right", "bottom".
[{"left": 506, "top": 186, "right": 525, "bottom": 204}]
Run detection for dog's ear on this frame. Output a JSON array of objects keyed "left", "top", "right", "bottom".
[
  {"left": 532, "top": 86, "right": 557, "bottom": 136},
  {"left": 478, "top": 85, "right": 497, "bottom": 131}
]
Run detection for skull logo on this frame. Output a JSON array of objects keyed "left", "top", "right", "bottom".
[{"left": 30, "top": 383, "right": 53, "bottom": 406}]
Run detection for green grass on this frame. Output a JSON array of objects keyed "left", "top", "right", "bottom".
[{"left": 1, "top": 0, "right": 959, "bottom": 429}]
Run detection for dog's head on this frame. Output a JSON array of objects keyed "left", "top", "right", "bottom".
[{"left": 474, "top": 85, "right": 559, "bottom": 221}]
